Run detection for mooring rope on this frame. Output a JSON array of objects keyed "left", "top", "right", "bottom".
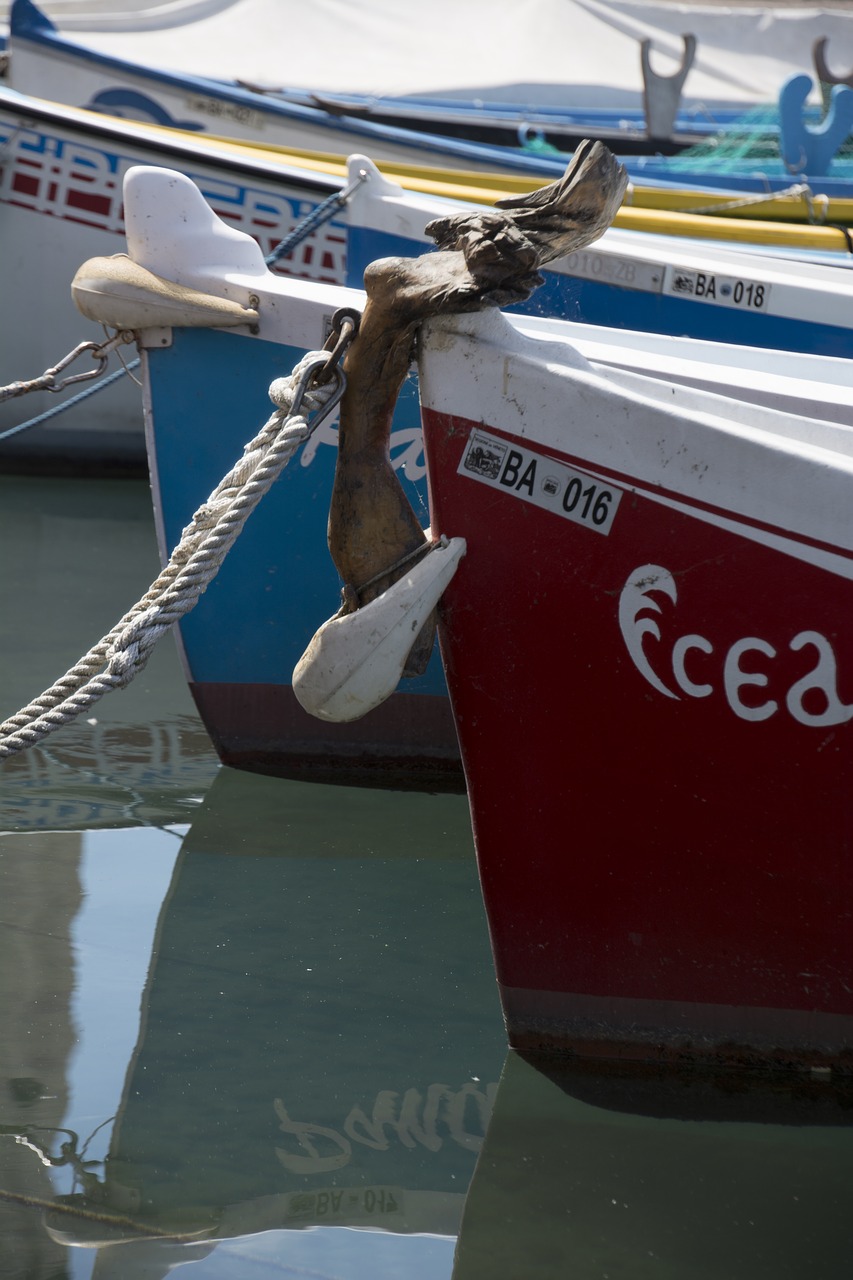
[
  {"left": 673, "top": 181, "right": 828, "bottom": 220},
  {"left": 265, "top": 167, "right": 368, "bottom": 267},
  {"left": 0, "top": 1186, "right": 205, "bottom": 1241},
  {"left": 0, "top": 359, "right": 141, "bottom": 442},
  {"left": 0, "top": 350, "right": 346, "bottom": 759}
]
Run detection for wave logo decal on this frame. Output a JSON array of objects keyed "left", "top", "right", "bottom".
[
  {"left": 619, "top": 563, "right": 853, "bottom": 727},
  {"left": 87, "top": 89, "right": 205, "bottom": 131},
  {"left": 618, "top": 565, "right": 679, "bottom": 700}
]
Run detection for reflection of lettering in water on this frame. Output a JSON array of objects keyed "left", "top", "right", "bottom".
[
  {"left": 301, "top": 420, "right": 426, "bottom": 482},
  {"left": 274, "top": 1082, "right": 496, "bottom": 1174}
]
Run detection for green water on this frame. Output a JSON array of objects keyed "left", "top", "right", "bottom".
[{"left": 1, "top": 477, "right": 852, "bottom": 1279}]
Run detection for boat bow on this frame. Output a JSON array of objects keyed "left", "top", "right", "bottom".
[{"left": 319, "top": 141, "right": 627, "bottom": 700}]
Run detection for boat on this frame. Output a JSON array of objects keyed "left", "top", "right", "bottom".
[
  {"left": 26, "top": 765, "right": 506, "bottom": 1264},
  {"left": 345, "top": 157, "right": 853, "bottom": 352},
  {"left": 67, "top": 157, "right": 853, "bottom": 807},
  {"left": 414, "top": 305, "right": 853, "bottom": 1069},
  {"left": 13, "top": 0, "right": 847, "bottom": 143},
  {"left": 0, "top": 83, "right": 348, "bottom": 473},
  {"left": 13, "top": 0, "right": 853, "bottom": 194},
  {"left": 5, "top": 0, "right": 690, "bottom": 175},
  {"left": 340, "top": 155, "right": 851, "bottom": 1068}
]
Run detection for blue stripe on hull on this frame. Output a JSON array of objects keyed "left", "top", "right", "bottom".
[
  {"left": 516, "top": 275, "right": 853, "bottom": 357},
  {"left": 348, "top": 229, "right": 853, "bottom": 358}
]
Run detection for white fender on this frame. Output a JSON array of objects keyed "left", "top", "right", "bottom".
[{"left": 293, "top": 537, "right": 466, "bottom": 722}]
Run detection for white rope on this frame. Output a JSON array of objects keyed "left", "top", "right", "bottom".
[{"left": 0, "top": 351, "right": 341, "bottom": 759}]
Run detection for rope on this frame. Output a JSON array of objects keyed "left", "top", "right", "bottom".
[
  {"left": 0, "top": 1187, "right": 204, "bottom": 1241},
  {"left": 674, "top": 182, "right": 818, "bottom": 217},
  {"left": 340, "top": 532, "right": 438, "bottom": 606},
  {"left": 265, "top": 168, "right": 368, "bottom": 267},
  {"left": 0, "top": 359, "right": 141, "bottom": 442},
  {"left": 0, "top": 371, "right": 69, "bottom": 403},
  {"left": 0, "top": 351, "right": 344, "bottom": 759}
]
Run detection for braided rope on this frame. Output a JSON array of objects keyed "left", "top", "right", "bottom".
[
  {"left": 0, "top": 371, "right": 68, "bottom": 403},
  {"left": 0, "top": 351, "right": 342, "bottom": 759},
  {"left": 0, "top": 359, "right": 141, "bottom": 442},
  {"left": 673, "top": 182, "right": 823, "bottom": 219},
  {"left": 265, "top": 168, "right": 368, "bottom": 267}
]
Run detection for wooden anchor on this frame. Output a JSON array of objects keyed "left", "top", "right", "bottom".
[{"left": 324, "top": 139, "right": 627, "bottom": 683}]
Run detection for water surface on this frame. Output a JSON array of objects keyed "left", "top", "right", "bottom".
[{"left": 1, "top": 476, "right": 852, "bottom": 1279}]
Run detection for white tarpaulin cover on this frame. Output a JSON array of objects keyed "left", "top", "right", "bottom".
[{"left": 15, "top": 0, "right": 853, "bottom": 109}]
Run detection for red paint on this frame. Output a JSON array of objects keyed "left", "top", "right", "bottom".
[{"left": 423, "top": 406, "right": 853, "bottom": 1058}]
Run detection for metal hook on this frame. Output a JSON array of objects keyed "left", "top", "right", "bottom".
[
  {"left": 641, "top": 33, "right": 696, "bottom": 142},
  {"left": 813, "top": 36, "right": 853, "bottom": 90},
  {"left": 813, "top": 37, "right": 853, "bottom": 112},
  {"left": 286, "top": 354, "right": 347, "bottom": 428},
  {"left": 322, "top": 307, "right": 361, "bottom": 374}
]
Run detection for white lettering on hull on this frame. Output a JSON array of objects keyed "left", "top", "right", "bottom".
[{"left": 619, "top": 564, "right": 853, "bottom": 727}]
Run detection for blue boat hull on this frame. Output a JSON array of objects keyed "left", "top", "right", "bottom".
[{"left": 146, "top": 327, "right": 461, "bottom": 789}]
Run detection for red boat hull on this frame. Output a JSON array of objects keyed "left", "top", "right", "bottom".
[{"left": 423, "top": 407, "right": 853, "bottom": 1069}]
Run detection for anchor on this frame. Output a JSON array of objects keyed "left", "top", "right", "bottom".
[
  {"left": 778, "top": 72, "right": 853, "bottom": 177},
  {"left": 294, "top": 140, "right": 628, "bottom": 722}
]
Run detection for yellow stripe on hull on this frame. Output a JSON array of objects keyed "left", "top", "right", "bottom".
[{"left": 48, "top": 98, "right": 853, "bottom": 254}]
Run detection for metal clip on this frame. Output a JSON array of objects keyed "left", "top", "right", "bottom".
[
  {"left": 0, "top": 331, "right": 136, "bottom": 403},
  {"left": 287, "top": 354, "right": 347, "bottom": 428},
  {"left": 44, "top": 331, "right": 136, "bottom": 393},
  {"left": 317, "top": 307, "right": 361, "bottom": 384}
]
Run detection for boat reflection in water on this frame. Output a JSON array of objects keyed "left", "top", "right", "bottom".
[
  {"left": 40, "top": 766, "right": 505, "bottom": 1277},
  {"left": 16, "top": 767, "right": 851, "bottom": 1280},
  {"left": 454, "top": 1053, "right": 853, "bottom": 1280}
]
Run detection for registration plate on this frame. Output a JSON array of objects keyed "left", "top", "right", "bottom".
[
  {"left": 663, "top": 266, "right": 771, "bottom": 311},
  {"left": 185, "top": 95, "right": 265, "bottom": 130},
  {"left": 560, "top": 248, "right": 664, "bottom": 294},
  {"left": 286, "top": 1184, "right": 403, "bottom": 1223},
  {"left": 459, "top": 430, "right": 622, "bottom": 536}
]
